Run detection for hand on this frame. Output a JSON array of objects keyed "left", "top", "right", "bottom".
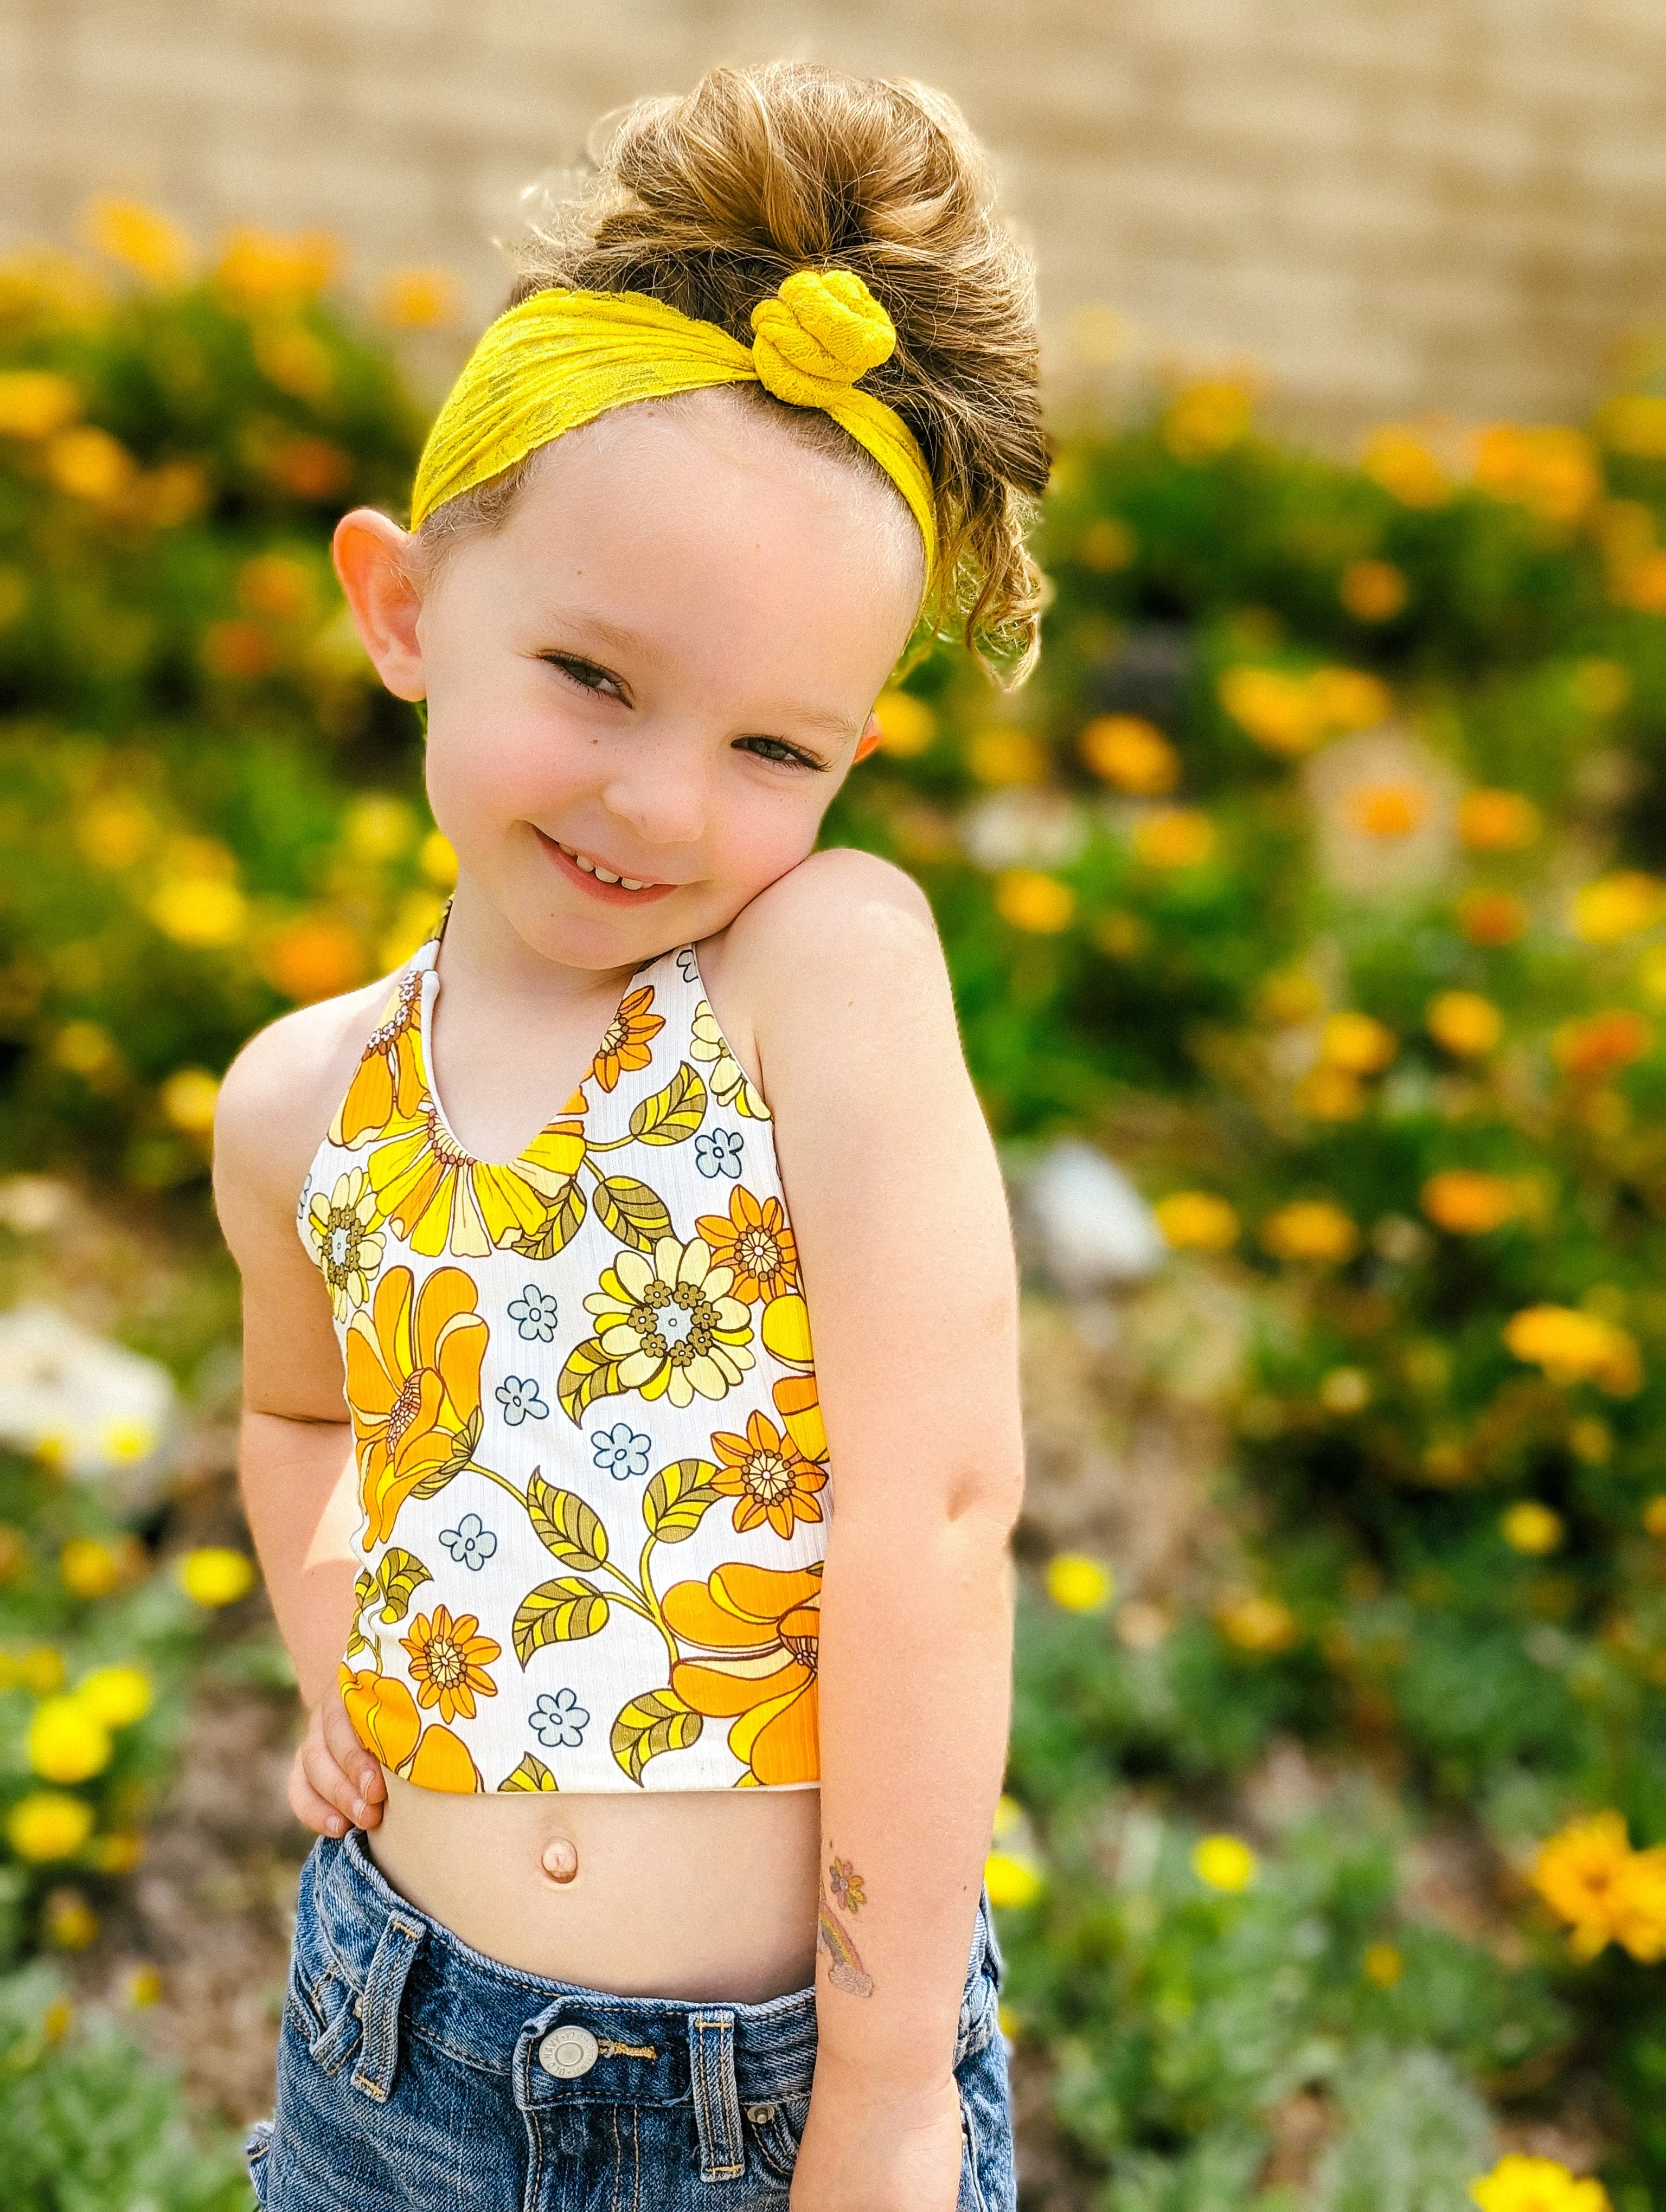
[
  {"left": 287, "top": 1684, "right": 386, "bottom": 1838},
  {"left": 789, "top": 2057, "right": 963, "bottom": 2212}
]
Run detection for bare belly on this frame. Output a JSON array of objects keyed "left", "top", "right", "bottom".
[{"left": 365, "top": 1770, "right": 822, "bottom": 2002}]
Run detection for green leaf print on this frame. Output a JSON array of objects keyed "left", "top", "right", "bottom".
[
  {"left": 611, "top": 1687, "right": 704, "bottom": 1785},
  {"left": 371, "top": 1548, "right": 432, "bottom": 1623},
  {"left": 513, "top": 1577, "right": 611, "bottom": 1663},
  {"left": 512, "top": 1180, "right": 587, "bottom": 1262},
  {"left": 498, "top": 1752, "right": 559, "bottom": 1792},
  {"left": 642, "top": 1458, "right": 724, "bottom": 1544},
  {"left": 591, "top": 1175, "right": 674, "bottom": 1250},
  {"left": 627, "top": 1063, "right": 707, "bottom": 1146},
  {"left": 557, "top": 1337, "right": 626, "bottom": 1423},
  {"left": 526, "top": 1470, "right": 608, "bottom": 1571},
  {"left": 408, "top": 1404, "right": 482, "bottom": 1501}
]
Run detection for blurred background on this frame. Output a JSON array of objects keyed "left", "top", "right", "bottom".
[{"left": 6, "top": 5, "right": 1666, "bottom": 2209}]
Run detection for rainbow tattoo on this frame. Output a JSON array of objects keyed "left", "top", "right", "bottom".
[{"left": 817, "top": 1847, "right": 874, "bottom": 1997}]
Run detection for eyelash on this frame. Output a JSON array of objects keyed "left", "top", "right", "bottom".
[{"left": 541, "top": 653, "right": 830, "bottom": 773}]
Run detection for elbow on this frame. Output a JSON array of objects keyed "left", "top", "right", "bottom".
[{"left": 944, "top": 1455, "right": 1026, "bottom": 1543}]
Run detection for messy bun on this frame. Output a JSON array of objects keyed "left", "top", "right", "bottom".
[{"left": 431, "top": 63, "right": 1048, "bottom": 684}]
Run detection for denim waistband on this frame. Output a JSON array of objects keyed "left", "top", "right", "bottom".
[{"left": 300, "top": 1829, "right": 1001, "bottom": 2140}]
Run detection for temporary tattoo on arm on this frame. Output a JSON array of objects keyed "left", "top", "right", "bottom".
[{"left": 817, "top": 1846, "right": 874, "bottom": 1997}]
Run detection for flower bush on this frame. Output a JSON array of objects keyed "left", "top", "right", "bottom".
[{"left": 10, "top": 218, "right": 1666, "bottom": 2198}]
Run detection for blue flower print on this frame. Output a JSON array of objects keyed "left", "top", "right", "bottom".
[
  {"left": 531, "top": 1688, "right": 588, "bottom": 1749},
  {"left": 591, "top": 1423, "right": 652, "bottom": 1480},
  {"left": 439, "top": 1513, "right": 498, "bottom": 1571},
  {"left": 508, "top": 1284, "right": 559, "bottom": 1342},
  {"left": 695, "top": 1127, "right": 744, "bottom": 1180},
  {"left": 496, "top": 1375, "right": 549, "bottom": 1426}
]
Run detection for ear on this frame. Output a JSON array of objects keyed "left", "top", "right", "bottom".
[
  {"left": 851, "top": 712, "right": 885, "bottom": 764},
  {"left": 332, "top": 507, "right": 426, "bottom": 703}
]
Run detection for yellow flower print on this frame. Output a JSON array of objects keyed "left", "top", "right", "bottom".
[
  {"left": 344, "top": 1266, "right": 487, "bottom": 1546},
  {"left": 710, "top": 1410, "right": 826, "bottom": 1538},
  {"left": 591, "top": 985, "right": 664, "bottom": 1091},
  {"left": 690, "top": 999, "right": 770, "bottom": 1118},
  {"left": 664, "top": 1561, "right": 821, "bottom": 1786},
  {"left": 772, "top": 1372, "right": 826, "bottom": 1465},
  {"left": 306, "top": 1167, "right": 385, "bottom": 1319},
  {"left": 331, "top": 969, "right": 426, "bottom": 1147},
  {"left": 340, "top": 1666, "right": 421, "bottom": 1769},
  {"left": 581, "top": 1235, "right": 754, "bottom": 1409},
  {"left": 400, "top": 1604, "right": 500, "bottom": 1724},
  {"left": 368, "top": 1099, "right": 586, "bottom": 1259},
  {"left": 695, "top": 1186, "right": 798, "bottom": 1303}
]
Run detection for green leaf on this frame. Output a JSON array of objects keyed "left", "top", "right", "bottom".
[
  {"left": 627, "top": 1063, "right": 706, "bottom": 1146},
  {"left": 409, "top": 1405, "right": 482, "bottom": 1499},
  {"left": 592, "top": 1175, "right": 674, "bottom": 1250},
  {"left": 498, "top": 1752, "right": 559, "bottom": 1792},
  {"left": 513, "top": 1179, "right": 586, "bottom": 1262},
  {"left": 513, "top": 1577, "right": 610, "bottom": 1664},
  {"left": 527, "top": 1469, "right": 608, "bottom": 1571},
  {"left": 643, "top": 1458, "right": 723, "bottom": 1544},
  {"left": 557, "top": 1337, "right": 626, "bottom": 1424},
  {"left": 611, "top": 1687, "right": 703, "bottom": 1785},
  {"left": 374, "top": 1547, "right": 432, "bottom": 1622}
]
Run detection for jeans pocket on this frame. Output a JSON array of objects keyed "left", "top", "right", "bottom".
[
  {"left": 744, "top": 2089, "right": 812, "bottom": 2185},
  {"left": 245, "top": 2118, "right": 274, "bottom": 2207},
  {"left": 292, "top": 1956, "right": 363, "bottom": 2078}
]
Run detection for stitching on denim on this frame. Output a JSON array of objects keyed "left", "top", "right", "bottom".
[{"left": 691, "top": 2014, "right": 746, "bottom": 2181}]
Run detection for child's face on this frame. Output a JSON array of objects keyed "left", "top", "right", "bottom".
[{"left": 344, "top": 391, "right": 924, "bottom": 972}]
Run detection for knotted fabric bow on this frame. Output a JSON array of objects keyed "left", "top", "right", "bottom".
[{"left": 408, "top": 268, "right": 937, "bottom": 578}]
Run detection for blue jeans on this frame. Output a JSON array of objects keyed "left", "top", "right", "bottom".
[{"left": 247, "top": 1829, "right": 1016, "bottom": 2209}]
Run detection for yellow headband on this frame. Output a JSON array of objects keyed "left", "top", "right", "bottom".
[{"left": 409, "top": 269, "right": 938, "bottom": 578}]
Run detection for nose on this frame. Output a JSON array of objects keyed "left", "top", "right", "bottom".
[{"left": 600, "top": 734, "right": 710, "bottom": 848}]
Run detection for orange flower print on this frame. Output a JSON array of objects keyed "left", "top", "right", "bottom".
[
  {"left": 400, "top": 1604, "right": 500, "bottom": 1724},
  {"left": 344, "top": 1266, "right": 486, "bottom": 1546},
  {"left": 590, "top": 985, "right": 664, "bottom": 1091},
  {"left": 710, "top": 1410, "right": 826, "bottom": 1539},
  {"left": 695, "top": 1186, "right": 799, "bottom": 1304},
  {"left": 368, "top": 1099, "right": 586, "bottom": 1259},
  {"left": 339, "top": 1666, "right": 421, "bottom": 1769},
  {"left": 331, "top": 969, "right": 427, "bottom": 1147},
  {"left": 664, "top": 1561, "right": 821, "bottom": 1786}
]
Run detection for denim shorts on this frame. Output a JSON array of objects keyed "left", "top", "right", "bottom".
[{"left": 247, "top": 1829, "right": 1015, "bottom": 2210}]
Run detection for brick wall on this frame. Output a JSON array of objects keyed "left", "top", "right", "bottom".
[{"left": 5, "top": 0, "right": 1666, "bottom": 432}]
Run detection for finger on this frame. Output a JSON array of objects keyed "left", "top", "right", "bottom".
[
  {"left": 302, "top": 1732, "right": 364, "bottom": 1826},
  {"left": 322, "top": 1699, "right": 385, "bottom": 1807},
  {"left": 288, "top": 1753, "right": 349, "bottom": 1840}
]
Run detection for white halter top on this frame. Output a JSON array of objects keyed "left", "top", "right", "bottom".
[{"left": 298, "top": 918, "right": 825, "bottom": 1794}]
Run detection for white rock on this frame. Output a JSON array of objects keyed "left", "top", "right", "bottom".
[
  {"left": 0, "top": 1302, "right": 175, "bottom": 1497},
  {"left": 1019, "top": 1138, "right": 1166, "bottom": 1293}
]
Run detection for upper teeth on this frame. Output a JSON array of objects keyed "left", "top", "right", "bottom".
[{"left": 564, "top": 844, "right": 652, "bottom": 892}]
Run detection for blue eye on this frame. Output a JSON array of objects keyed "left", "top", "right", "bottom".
[
  {"left": 542, "top": 654, "right": 623, "bottom": 700},
  {"left": 735, "top": 736, "right": 829, "bottom": 771}
]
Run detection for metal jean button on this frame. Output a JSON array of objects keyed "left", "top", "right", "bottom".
[
  {"left": 746, "top": 2102, "right": 777, "bottom": 2124},
  {"left": 539, "top": 2024, "right": 599, "bottom": 2079}
]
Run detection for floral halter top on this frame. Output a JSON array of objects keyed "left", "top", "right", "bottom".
[{"left": 299, "top": 919, "right": 825, "bottom": 1796}]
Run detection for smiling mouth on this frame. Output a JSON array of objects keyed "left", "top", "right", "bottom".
[{"left": 540, "top": 833, "right": 675, "bottom": 895}]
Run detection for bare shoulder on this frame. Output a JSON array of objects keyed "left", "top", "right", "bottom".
[
  {"left": 720, "top": 847, "right": 945, "bottom": 1031},
  {"left": 213, "top": 974, "right": 393, "bottom": 1227}
]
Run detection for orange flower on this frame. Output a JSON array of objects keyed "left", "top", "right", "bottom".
[
  {"left": 1132, "top": 809, "right": 1216, "bottom": 870},
  {"left": 1361, "top": 426, "right": 1451, "bottom": 509},
  {"left": 1320, "top": 1012, "right": 1398, "bottom": 1074},
  {"left": 1427, "top": 991, "right": 1503, "bottom": 1056},
  {"left": 589, "top": 985, "right": 664, "bottom": 1091},
  {"left": 1459, "top": 789, "right": 1541, "bottom": 851},
  {"left": 695, "top": 1186, "right": 799, "bottom": 1304},
  {"left": 1552, "top": 1010, "right": 1652, "bottom": 1083},
  {"left": 1473, "top": 423, "right": 1600, "bottom": 526},
  {"left": 709, "top": 1411, "right": 826, "bottom": 1539},
  {"left": 1422, "top": 1171, "right": 1518, "bottom": 1235},
  {"left": 1504, "top": 1306, "right": 1642, "bottom": 1396},
  {"left": 406, "top": 1723, "right": 481, "bottom": 1792},
  {"left": 1532, "top": 1810, "right": 1632, "bottom": 1958},
  {"left": 1215, "top": 1593, "right": 1299, "bottom": 1655},
  {"left": 400, "top": 1604, "right": 499, "bottom": 1724},
  {"left": 1457, "top": 890, "right": 1529, "bottom": 946},
  {"left": 339, "top": 1667, "right": 421, "bottom": 1769},
  {"left": 1079, "top": 715, "right": 1180, "bottom": 794},
  {"left": 1338, "top": 559, "right": 1408, "bottom": 621},
  {"left": 1350, "top": 782, "right": 1426, "bottom": 838},
  {"left": 1260, "top": 1201, "right": 1359, "bottom": 1264},
  {"left": 344, "top": 1266, "right": 487, "bottom": 1545},
  {"left": 332, "top": 970, "right": 428, "bottom": 1146},
  {"left": 664, "top": 1562, "right": 822, "bottom": 1786}
]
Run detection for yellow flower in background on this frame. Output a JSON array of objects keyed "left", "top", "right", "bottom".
[
  {"left": 59, "top": 1538, "right": 123, "bottom": 1599},
  {"left": 178, "top": 1547, "right": 255, "bottom": 1607},
  {"left": 1161, "top": 379, "right": 1255, "bottom": 462},
  {"left": 1459, "top": 788, "right": 1542, "bottom": 850},
  {"left": 1422, "top": 1171, "right": 1518, "bottom": 1235},
  {"left": 1320, "top": 1011, "right": 1398, "bottom": 1074},
  {"left": 874, "top": 689, "right": 935, "bottom": 756},
  {"left": 1427, "top": 991, "right": 1504, "bottom": 1056},
  {"left": 1504, "top": 1306, "right": 1641, "bottom": 1394},
  {"left": 7, "top": 1792, "right": 94, "bottom": 1863},
  {"left": 160, "top": 1068, "right": 221, "bottom": 1135},
  {"left": 78, "top": 793, "right": 156, "bottom": 870},
  {"left": 1319, "top": 1367, "right": 1370, "bottom": 1413},
  {"left": 150, "top": 874, "right": 247, "bottom": 948},
  {"left": 1155, "top": 1191, "right": 1239, "bottom": 1251},
  {"left": 342, "top": 793, "right": 415, "bottom": 861},
  {"left": 1079, "top": 714, "right": 1180, "bottom": 794},
  {"left": 1457, "top": 889, "right": 1529, "bottom": 946},
  {"left": 27, "top": 1696, "right": 112, "bottom": 1783},
  {"left": 1218, "top": 667, "right": 1323, "bottom": 753},
  {"left": 984, "top": 1850, "right": 1045, "bottom": 1909},
  {"left": 1298, "top": 1062, "right": 1361, "bottom": 1120},
  {"left": 968, "top": 728, "right": 1048, "bottom": 785},
  {"left": 1339, "top": 558, "right": 1409, "bottom": 621},
  {"left": 995, "top": 870, "right": 1075, "bottom": 934},
  {"left": 1193, "top": 1834, "right": 1258, "bottom": 1892},
  {"left": 1349, "top": 781, "right": 1426, "bottom": 838},
  {"left": 1133, "top": 808, "right": 1216, "bottom": 870},
  {"left": 1362, "top": 1941, "right": 1405, "bottom": 1986},
  {"left": 253, "top": 321, "right": 336, "bottom": 402},
  {"left": 376, "top": 266, "right": 462, "bottom": 329},
  {"left": 0, "top": 368, "right": 81, "bottom": 440},
  {"left": 43, "top": 1887, "right": 99, "bottom": 1950},
  {"left": 125, "top": 1964, "right": 163, "bottom": 2008},
  {"left": 1046, "top": 1553, "right": 1114, "bottom": 1613},
  {"left": 1473, "top": 423, "right": 1602, "bottom": 526},
  {"left": 1502, "top": 1502, "right": 1564, "bottom": 1556},
  {"left": 46, "top": 425, "right": 137, "bottom": 504},
  {"left": 84, "top": 198, "right": 193, "bottom": 285},
  {"left": 1260, "top": 1201, "right": 1359, "bottom": 1264},
  {"left": 1609, "top": 1844, "right": 1666, "bottom": 1963},
  {"left": 1573, "top": 871, "right": 1665, "bottom": 944},
  {"left": 17, "top": 1648, "right": 66, "bottom": 1695},
  {"left": 1644, "top": 1496, "right": 1666, "bottom": 1539},
  {"left": 1215, "top": 1593, "right": 1299, "bottom": 1655},
  {"left": 1361, "top": 425, "right": 1452, "bottom": 508},
  {"left": 1470, "top": 2155, "right": 1610, "bottom": 2212},
  {"left": 1532, "top": 1811, "right": 1631, "bottom": 1952},
  {"left": 1079, "top": 517, "right": 1136, "bottom": 570},
  {"left": 1597, "top": 393, "right": 1666, "bottom": 458},
  {"left": 420, "top": 829, "right": 459, "bottom": 886},
  {"left": 215, "top": 226, "right": 340, "bottom": 307},
  {"left": 75, "top": 1666, "right": 152, "bottom": 1728},
  {"left": 52, "top": 1023, "right": 119, "bottom": 1079},
  {"left": 1256, "top": 969, "right": 1325, "bottom": 1026}
]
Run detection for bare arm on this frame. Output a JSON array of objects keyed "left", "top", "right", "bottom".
[{"left": 724, "top": 852, "right": 1024, "bottom": 2208}]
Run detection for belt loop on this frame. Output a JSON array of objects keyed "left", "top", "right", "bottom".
[
  {"left": 689, "top": 2010, "right": 746, "bottom": 2182},
  {"left": 351, "top": 1909, "right": 424, "bottom": 2102}
]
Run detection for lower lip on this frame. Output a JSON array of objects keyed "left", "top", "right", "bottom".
[{"left": 536, "top": 831, "right": 680, "bottom": 906}]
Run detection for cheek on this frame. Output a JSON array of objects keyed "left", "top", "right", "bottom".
[
  {"left": 704, "top": 775, "right": 830, "bottom": 884},
  {"left": 423, "top": 709, "right": 590, "bottom": 850}
]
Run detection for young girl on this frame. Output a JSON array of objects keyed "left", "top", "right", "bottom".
[{"left": 214, "top": 61, "right": 1046, "bottom": 2211}]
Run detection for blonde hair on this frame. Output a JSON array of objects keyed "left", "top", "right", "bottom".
[{"left": 419, "top": 62, "right": 1048, "bottom": 684}]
